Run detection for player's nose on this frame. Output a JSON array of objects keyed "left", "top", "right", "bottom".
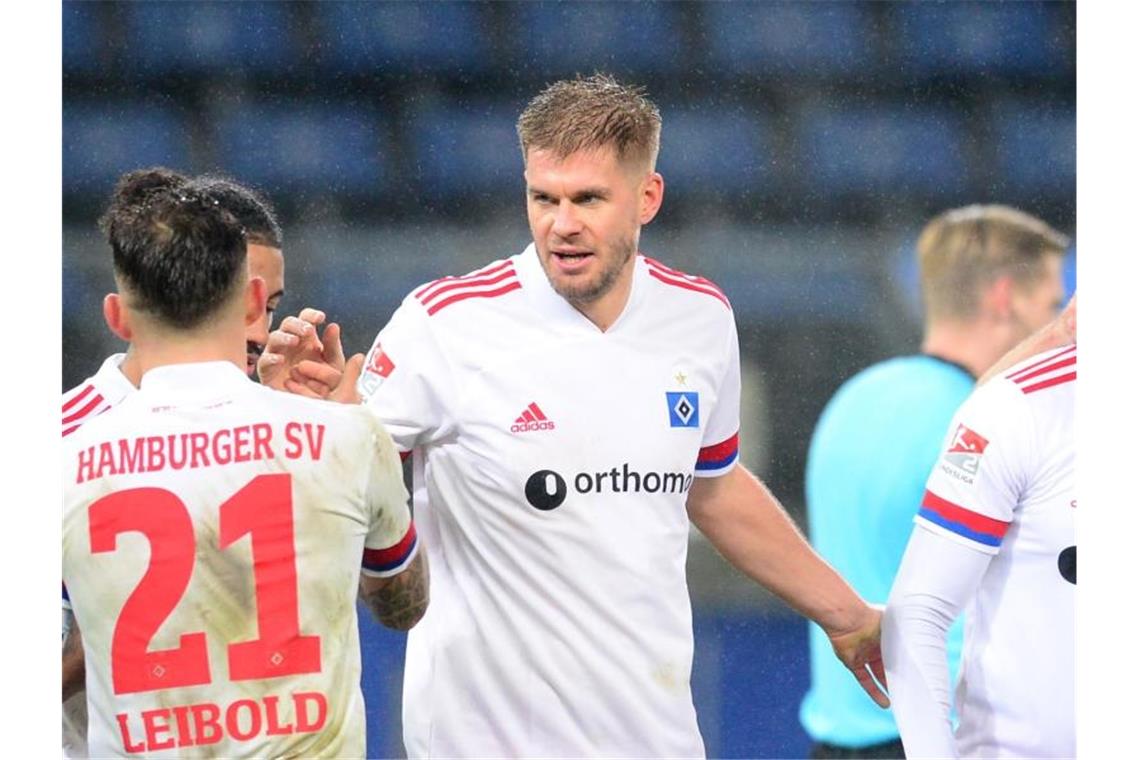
[{"left": 551, "top": 199, "right": 582, "bottom": 237}]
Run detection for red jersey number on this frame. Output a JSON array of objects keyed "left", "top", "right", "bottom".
[{"left": 88, "top": 473, "right": 321, "bottom": 695}]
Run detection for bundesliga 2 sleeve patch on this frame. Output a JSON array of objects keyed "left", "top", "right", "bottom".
[
  {"left": 938, "top": 423, "right": 989, "bottom": 484},
  {"left": 361, "top": 344, "right": 396, "bottom": 396}
]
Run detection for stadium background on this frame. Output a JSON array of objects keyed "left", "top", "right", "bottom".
[{"left": 60, "top": 2, "right": 1075, "bottom": 757}]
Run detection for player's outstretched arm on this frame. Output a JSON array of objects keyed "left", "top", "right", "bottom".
[
  {"left": 62, "top": 617, "right": 85, "bottom": 702},
  {"left": 360, "top": 552, "right": 430, "bottom": 631},
  {"left": 978, "top": 292, "right": 1076, "bottom": 385},
  {"left": 686, "top": 464, "right": 889, "bottom": 708}
]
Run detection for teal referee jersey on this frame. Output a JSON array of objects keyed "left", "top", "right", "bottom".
[{"left": 799, "top": 355, "right": 972, "bottom": 748}]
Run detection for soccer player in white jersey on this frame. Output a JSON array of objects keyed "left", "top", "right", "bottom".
[
  {"left": 265, "top": 74, "right": 888, "bottom": 757},
  {"left": 883, "top": 343, "right": 1076, "bottom": 758},
  {"left": 62, "top": 181, "right": 427, "bottom": 758},
  {"left": 61, "top": 168, "right": 292, "bottom": 757}
]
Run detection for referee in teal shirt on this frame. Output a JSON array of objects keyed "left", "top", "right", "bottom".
[{"left": 799, "top": 204, "right": 1070, "bottom": 758}]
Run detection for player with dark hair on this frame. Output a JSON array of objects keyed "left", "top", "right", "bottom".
[
  {"left": 62, "top": 180, "right": 426, "bottom": 757},
  {"left": 264, "top": 73, "right": 887, "bottom": 757},
  {"left": 63, "top": 168, "right": 290, "bottom": 757}
]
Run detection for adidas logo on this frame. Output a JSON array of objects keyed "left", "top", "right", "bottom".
[{"left": 511, "top": 402, "right": 556, "bottom": 433}]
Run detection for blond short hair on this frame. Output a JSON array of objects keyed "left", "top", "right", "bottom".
[
  {"left": 516, "top": 73, "right": 662, "bottom": 171},
  {"left": 917, "top": 204, "right": 1069, "bottom": 321}
]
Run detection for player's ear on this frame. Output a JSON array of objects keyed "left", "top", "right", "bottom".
[
  {"left": 102, "top": 293, "right": 132, "bottom": 342},
  {"left": 244, "top": 275, "right": 268, "bottom": 328},
  {"left": 983, "top": 275, "right": 1015, "bottom": 320},
  {"left": 639, "top": 171, "right": 665, "bottom": 225}
]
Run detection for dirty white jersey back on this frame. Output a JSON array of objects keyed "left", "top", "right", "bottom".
[
  {"left": 917, "top": 344, "right": 1075, "bottom": 758},
  {"left": 361, "top": 245, "right": 742, "bottom": 757},
  {"left": 62, "top": 362, "right": 415, "bottom": 758},
  {"left": 62, "top": 352, "right": 136, "bottom": 758}
]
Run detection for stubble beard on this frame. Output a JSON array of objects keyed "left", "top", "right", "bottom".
[{"left": 546, "top": 237, "right": 636, "bottom": 306}]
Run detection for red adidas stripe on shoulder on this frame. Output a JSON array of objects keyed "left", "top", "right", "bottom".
[
  {"left": 62, "top": 397, "right": 110, "bottom": 438},
  {"left": 1006, "top": 345, "right": 1076, "bottom": 382},
  {"left": 1020, "top": 372, "right": 1076, "bottom": 395},
  {"left": 643, "top": 256, "right": 731, "bottom": 309},
  {"left": 62, "top": 384, "right": 95, "bottom": 414},
  {"left": 415, "top": 260, "right": 521, "bottom": 316},
  {"left": 414, "top": 260, "right": 514, "bottom": 301}
]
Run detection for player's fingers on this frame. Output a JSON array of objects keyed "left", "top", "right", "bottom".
[
  {"left": 322, "top": 322, "right": 347, "bottom": 369},
  {"left": 277, "top": 315, "right": 321, "bottom": 338},
  {"left": 283, "top": 378, "right": 326, "bottom": 400},
  {"left": 293, "top": 359, "right": 343, "bottom": 390},
  {"left": 869, "top": 653, "right": 888, "bottom": 692},
  {"left": 853, "top": 665, "right": 890, "bottom": 708},
  {"left": 297, "top": 307, "right": 327, "bottom": 326},
  {"left": 332, "top": 353, "right": 365, "bottom": 405},
  {"left": 256, "top": 351, "right": 284, "bottom": 387}
]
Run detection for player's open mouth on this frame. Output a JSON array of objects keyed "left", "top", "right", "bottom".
[{"left": 552, "top": 250, "right": 593, "bottom": 272}]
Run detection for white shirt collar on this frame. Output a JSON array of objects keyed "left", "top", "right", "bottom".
[
  {"left": 139, "top": 361, "right": 251, "bottom": 395},
  {"left": 513, "top": 243, "right": 644, "bottom": 333}
]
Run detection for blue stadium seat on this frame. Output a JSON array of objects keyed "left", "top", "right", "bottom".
[
  {"left": 408, "top": 100, "right": 523, "bottom": 200},
  {"left": 798, "top": 106, "right": 968, "bottom": 197},
  {"left": 703, "top": 1, "right": 874, "bottom": 75},
  {"left": 656, "top": 106, "right": 774, "bottom": 196},
  {"left": 511, "top": 1, "right": 685, "bottom": 76},
  {"left": 122, "top": 1, "right": 293, "bottom": 74},
  {"left": 63, "top": 2, "right": 104, "bottom": 73},
  {"left": 989, "top": 103, "right": 1075, "bottom": 196},
  {"left": 316, "top": 2, "right": 490, "bottom": 73},
  {"left": 63, "top": 103, "right": 192, "bottom": 196},
  {"left": 214, "top": 103, "right": 390, "bottom": 198},
  {"left": 892, "top": 2, "right": 1069, "bottom": 76}
]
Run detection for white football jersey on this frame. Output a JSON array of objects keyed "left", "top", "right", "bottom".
[
  {"left": 360, "top": 244, "right": 741, "bottom": 757},
  {"left": 63, "top": 362, "right": 415, "bottom": 758},
  {"left": 62, "top": 353, "right": 134, "bottom": 758},
  {"left": 916, "top": 344, "right": 1075, "bottom": 758}
]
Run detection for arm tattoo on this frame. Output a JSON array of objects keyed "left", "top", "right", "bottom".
[
  {"left": 362, "top": 552, "right": 429, "bottom": 631},
  {"left": 62, "top": 618, "right": 86, "bottom": 702}
]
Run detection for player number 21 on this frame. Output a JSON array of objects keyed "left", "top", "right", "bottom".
[{"left": 88, "top": 473, "right": 321, "bottom": 695}]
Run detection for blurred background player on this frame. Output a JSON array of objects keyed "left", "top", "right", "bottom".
[
  {"left": 883, "top": 338, "right": 1075, "bottom": 757},
  {"left": 62, "top": 181, "right": 424, "bottom": 757},
  {"left": 61, "top": 167, "right": 288, "bottom": 757},
  {"left": 265, "top": 74, "right": 888, "bottom": 758},
  {"left": 799, "top": 204, "right": 1067, "bottom": 759}
]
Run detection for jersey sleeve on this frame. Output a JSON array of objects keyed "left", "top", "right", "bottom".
[
  {"left": 694, "top": 313, "right": 742, "bottom": 477},
  {"left": 359, "top": 409, "right": 417, "bottom": 578},
  {"left": 916, "top": 380, "right": 1035, "bottom": 554},
  {"left": 884, "top": 526, "right": 994, "bottom": 759},
  {"left": 358, "top": 297, "right": 457, "bottom": 454}
]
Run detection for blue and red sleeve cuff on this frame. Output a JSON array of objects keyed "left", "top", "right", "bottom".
[
  {"left": 362, "top": 523, "right": 418, "bottom": 577},
  {"left": 695, "top": 432, "right": 739, "bottom": 475},
  {"left": 917, "top": 489, "right": 1010, "bottom": 548}
]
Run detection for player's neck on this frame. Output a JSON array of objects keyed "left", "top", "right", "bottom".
[
  {"left": 129, "top": 327, "right": 248, "bottom": 380},
  {"left": 922, "top": 320, "right": 1014, "bottom": 379},
  {"left": 572, "top": 262, "right": 635, "bottom": 333}
]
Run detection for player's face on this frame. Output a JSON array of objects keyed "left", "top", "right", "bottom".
[
  {"left": 1010, "top": 255, "right": 1066, "bottom": 340},
  {"left": 525, "top": 146, "right": 662, "bottom": 313},
  {"left": 245, "top": 244, "right": 285, "bottom": 377}
]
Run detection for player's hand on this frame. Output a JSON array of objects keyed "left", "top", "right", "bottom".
[
  {"left": 283, "top": 353, "right": 363, "bottom": 404},
  {"left": 827, "top": 603, "right": 890, "bottom": 708},
  {"left": 259, "top": 308, "right": 346, "bottom": 392}
]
